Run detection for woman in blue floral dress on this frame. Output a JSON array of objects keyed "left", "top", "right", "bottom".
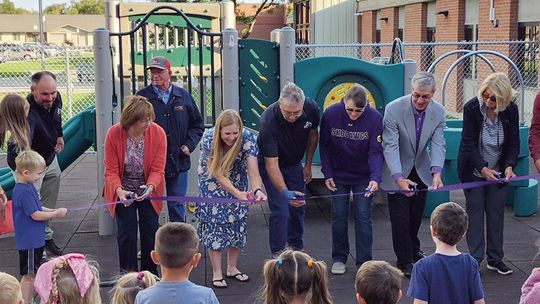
[{"left": 196, "top": 109, "right": 267, "bottom": 288}]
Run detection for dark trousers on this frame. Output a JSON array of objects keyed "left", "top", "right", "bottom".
[
  {"left": 331, "top": 184, "right": 373, "bottom": 266},
  {"left": 115, "top": 200, "right": 159, "bottom": 275},
  {"left": 166, "top": 171, "right": 188, "bottom": 222},
  {"left": 387, "top": 168, "right": 427, "bottom": 268},
  {"left": 259, "top": 160, "right": 305, "bottom": 254},
  {"left": 464, "top": 177, "right": 507, "bottom": 264}
]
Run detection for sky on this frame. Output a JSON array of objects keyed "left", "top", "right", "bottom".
[{"left": 13, "top": 0, "right": 267, "bottom": 12}]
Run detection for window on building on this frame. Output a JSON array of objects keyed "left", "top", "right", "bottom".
[
  {"left": 13, "top": 33, "right": 21, "bottom": 41},
  {"left": 517, "top": 22, "right": 539, "bottom": 87},
  {"left": 294, "top": 1, "right": 310, "bottom": 44},
  {"left": 398, "top": 29, "right": 403, "bottom": 41},
  {"left": 421, "top": 27, "right": 436, "bottom": 71},
  {"left": 373, "top": 29, "right": 381, "bottom": 58}
]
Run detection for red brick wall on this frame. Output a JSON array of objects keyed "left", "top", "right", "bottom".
[
  {"left": 430, "top": 0, "right": 466, "bottom": 113},
  {"left": 236, "top": 4, "right": 286, "bottom": 40},
  {"left": 404, "top": 3, "right": 427, "bottom": 70},
  {"left": 360, "top": 10, "right": 377, "bottom": 59},
  {"left": 380, "top": 7, "right": 398, "bottom": 42}
]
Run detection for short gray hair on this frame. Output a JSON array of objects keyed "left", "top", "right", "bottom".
[
  {"left": 279, "top": 82, "right": 305, "bottom": 105},
  {"left": 411, "top": 71, "right": 436, "bottom": 92}
]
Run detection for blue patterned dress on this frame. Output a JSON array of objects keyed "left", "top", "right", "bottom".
[{"left": 196, "top": 128, "right": 258, "bottom": 250}]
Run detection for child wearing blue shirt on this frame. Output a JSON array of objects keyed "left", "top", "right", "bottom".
[
  {"left": 12, "top": 150, "right": 67, "bottom": 303},
  {"left": 407, "top": 202, "right": 485, "bottom": 304},
  {"left": 135, "top": 222, "right": 219, "bottom": 304}
]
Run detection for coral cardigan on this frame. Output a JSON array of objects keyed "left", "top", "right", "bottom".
[{"left": 103, "top": 122, "right": 167, "bottom": 217}]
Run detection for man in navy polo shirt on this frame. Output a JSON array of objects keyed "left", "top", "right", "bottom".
[
  {"left": 257, "top": 82, "right": 319, "bottom": 256},
  {"left": 137, "top": 56, "right": 204, "bottom": 222}
]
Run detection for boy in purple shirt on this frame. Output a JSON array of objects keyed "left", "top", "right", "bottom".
[
  {"left": 12, "top": 150, "right": 67, "bottom": 303},
  {"left": 319, "top": 84, "right": 383, "bottom": 274},
  {"left": 407, "top": 202, "right": 485, "bottom": 304}
]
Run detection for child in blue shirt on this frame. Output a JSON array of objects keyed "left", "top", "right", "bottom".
[
  {"left": 407, "top": 202, "right": 485, "bottom": 304},
  {"left": 135, "top": 222, "right": 219, "bottom": 304},
  {"left": 12, "top": 150, "right": 67, "bottom": 303}
]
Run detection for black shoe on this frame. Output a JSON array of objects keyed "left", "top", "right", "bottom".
[
  {"left": 45, "top": 239, "right": 63, "bottom": 256},
  {"left": 398, "top": 263, "right": 413, "bottom": 278},
  {"left": 413, "top": 250, "right": 427, "bottom": 262},
  {"left": 487, "top": 261, "right": 513, "bottom": 275}
]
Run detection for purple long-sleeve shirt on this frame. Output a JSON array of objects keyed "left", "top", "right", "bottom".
[{"left": 319, "top": 100, "right": 383, "bottom": 186}]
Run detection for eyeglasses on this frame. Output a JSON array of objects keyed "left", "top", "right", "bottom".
[
  {"left": 345, "top": 107, "right": 365, "bottom": 113},
  {"left": 412, "top": 92, "right": 432, "bottom": 100},
  {"left": 280, "top": 104, "right": 303, "bottom": 119},
  {"left": 483, "top": 93, "right": 497, "bottom": 102}
]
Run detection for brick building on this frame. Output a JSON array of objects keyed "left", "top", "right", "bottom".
[{"left": 293, "top": 0, "right": 539, "bottom": 118}]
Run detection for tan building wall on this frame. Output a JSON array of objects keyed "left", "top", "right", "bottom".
[{"left": 311, "top": 0, "right": 358, "bottom": 44}]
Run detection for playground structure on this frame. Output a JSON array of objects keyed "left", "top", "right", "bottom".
[{"left": 0, "top": 1, "right": 536, "bottom": 236}]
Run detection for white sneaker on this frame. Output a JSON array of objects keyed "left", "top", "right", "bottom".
[{"left": 331, "top": 262, "right": 346, "bottom": 275}]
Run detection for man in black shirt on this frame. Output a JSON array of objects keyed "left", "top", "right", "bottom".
[
  {"left": 8, "top": 71, "right": 64, "bottom": 255},
  {"left": 257, "top": 83, "right": 319, "bottom": 255}
]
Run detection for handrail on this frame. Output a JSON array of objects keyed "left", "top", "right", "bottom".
[
  {"left": 109, "top": 5, "right": 221, "bottom": 37},
  {"left": 389, "top": 38, "right": 404, "bottom": 64},
  {"left": 441, "top": 50, "right": 525, "bottom": 124},
  {"left": 427, "top": 49, "right": 496, "bottom": 76}
]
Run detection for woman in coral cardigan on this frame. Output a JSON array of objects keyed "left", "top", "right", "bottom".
[{"left": 103, "top": 95, "right": 166, "bottom": 275}]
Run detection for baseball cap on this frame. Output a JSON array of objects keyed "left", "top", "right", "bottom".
[{"left": 147, "top": 56, "right": 171, "bottom": 71}]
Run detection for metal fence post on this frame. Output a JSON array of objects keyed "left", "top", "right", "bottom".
[
  {"left": 220, "top": 1, "right": 235, "bottom": 30},
  {"left": 279, "top": 27, "right": 295, "bottom": 89},
  {"left": 64, "top": 48, "right": 73, "bottom": 119},
  {"left": 105, "top": 0, "right": 121, "bottom": 123},
  {"left": 94, "top": 28, "right": 115, "bottom": 236},
  {"left": 222, "top": 28, "right": 239, "bottom": 112}
]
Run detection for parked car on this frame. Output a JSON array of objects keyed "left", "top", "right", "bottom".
[{"left": 0, "top": 44, "right": 37, "bottom": 61}]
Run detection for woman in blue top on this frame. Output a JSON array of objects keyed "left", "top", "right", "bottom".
[
  {"left": 319, "top": 84, "right": 383, "bottom": 275},
  {"left": 196, "top": 109, "right": 267, "bottom": 288}
]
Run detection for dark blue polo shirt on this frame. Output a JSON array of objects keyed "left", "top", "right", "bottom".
[{"left": 257, "top": 98, "right": 319, "bottom": 166}]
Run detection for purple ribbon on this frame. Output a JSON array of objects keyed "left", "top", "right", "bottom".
[{"left": 67, "top": 173, "right": 540, "bottom": 212}]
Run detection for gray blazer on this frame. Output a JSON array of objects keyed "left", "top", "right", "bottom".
[{"left": 380, "top": 94, "right": 446, "bottom": 190}]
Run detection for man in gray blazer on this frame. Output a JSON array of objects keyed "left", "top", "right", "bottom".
[{"left": 380, "top": 71, "right": 446, "bottom": 277}]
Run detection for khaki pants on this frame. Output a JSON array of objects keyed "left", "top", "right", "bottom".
[{"left": 34, "top": 156, "right": 61, "bottom": 240}]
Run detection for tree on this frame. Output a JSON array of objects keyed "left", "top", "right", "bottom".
[
  {"left": 154, "top": 0, "right": 284, "bottom": 38},
  {"left": 45, "top": 0, "right": 104, "bottom": 15},
  {"left": 69, "top": 0, "right": 105, "bottom": 14},
  {"left": 44, "top": 3, "right": 69, "bottom": 14},
  {"left": 0, "top": 0, "right": 29, "bottom": 14}
]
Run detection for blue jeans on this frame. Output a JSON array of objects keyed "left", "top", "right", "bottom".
[
  {"left": 331, "top": 184, "right": 373, "bottom": 266},
  {"left": 115, "top": 199, "right": 159, "bottom": 275},
  {"left": 259, "top": 160, "right": 305, "bottom": 254},
  {"left": 166, "top": 171, "right": 188, "bottom": 222}
]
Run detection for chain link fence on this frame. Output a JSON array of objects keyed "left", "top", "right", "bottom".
[
  {"left": 296, "top": 40, "right": 539, "bottom": 125},
  {"left": 0, "top": 45, "right": 95, "bottom": 123}
]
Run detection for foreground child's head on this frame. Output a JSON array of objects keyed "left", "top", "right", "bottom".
[
  {"left": 261, "top": 249, "right": 333, "bottom": 304},
  {"left": 15, "top": 150, "right": 45, "bottom": 183},
  {"left": 110, "top": 271, "right": 157, "bottom": 304},
  {"left": 0, "top": 272, "right": 23, "bottom": 304},
  {"left": 355, "top": 261, "right": 403, "bottom": 304},
  {"left": 34, "top": 253, "right": 101, "bottom": 304},
  {"left": 151, "top": 222, "right": 200, "bottom": 269},
  {"left": 430, "top": 202, "right": 468, "bottom": 246}
]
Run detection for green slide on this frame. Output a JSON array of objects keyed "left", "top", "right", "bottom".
[{"left": 0, "top": 106, "right": 96, "bottom": 198}]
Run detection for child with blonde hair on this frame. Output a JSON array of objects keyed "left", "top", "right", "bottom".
[
  {"left": 34, "top": 253, "right": 101, "bottom": 304},
  {"left": 13, "top": 150, "right": 67, "bottom": 303},
  {"left": 260, "top": 249, "right": 333, "bottom": 304},
  {"left": 110, "top": 271, "right": 157, "bottom": 304},
  {"left": 0, "top": 272, "right": 23, "bottom": 304}
]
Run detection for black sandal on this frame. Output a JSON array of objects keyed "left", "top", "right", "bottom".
[{"left": 212, "top": 278, "right": 228, "bottom": 288}]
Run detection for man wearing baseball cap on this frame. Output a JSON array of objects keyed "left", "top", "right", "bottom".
[{"left": 137, "top": 56, "right": 204, "bottom": 222}]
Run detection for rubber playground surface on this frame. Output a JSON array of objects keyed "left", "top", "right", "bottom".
[{"left": 1, "top": 153, "right": 540, "bottom": 303}]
